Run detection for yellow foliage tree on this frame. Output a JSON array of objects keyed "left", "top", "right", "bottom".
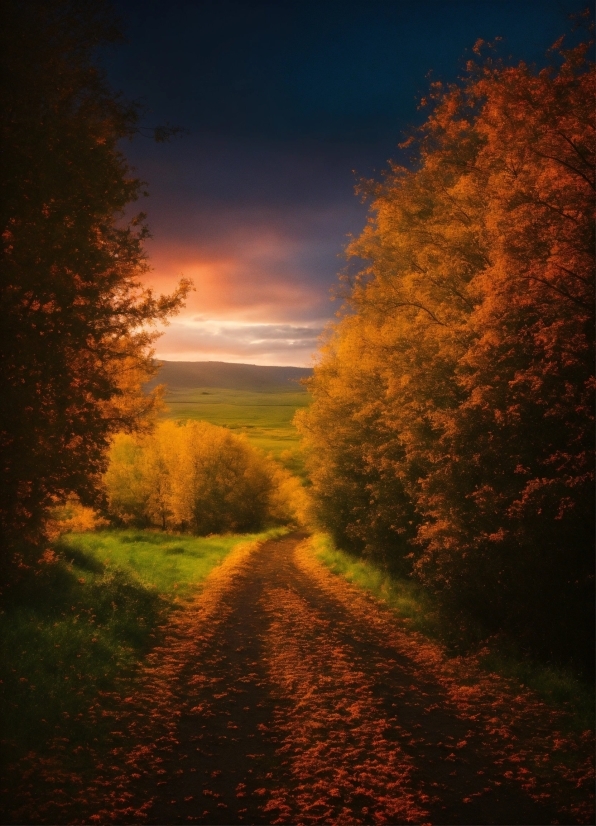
[
  {"left": 169, "top": 422, "right": 272, "bottom": 534},
  {"left": 103, "top": 433, "right": 150, "bottom": 525},
  {"left": 104, "top": 421, "right": 306, "bottom": 533}
]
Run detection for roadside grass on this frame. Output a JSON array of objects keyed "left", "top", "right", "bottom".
[
  {"left": 57, "top": 528, "right": 280, "bottom": 600},
  {"left": 310, "top": 532, "right": 440, "bottom": 638},
  {"left": 0, "top": 528, "right": 283, "bottom": 782},
  {"left": 310, "top": 532, "right": 595, "bottom": 733},
  {"left": 474, "top": 648, "right": 595, "bottom": 732}
]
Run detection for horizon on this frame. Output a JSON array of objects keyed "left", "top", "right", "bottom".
[{"left": 154, "top": 356, "right": 314, "bottom": 370}]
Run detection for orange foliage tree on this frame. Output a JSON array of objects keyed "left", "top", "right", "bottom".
[
  {"left": 0, "top": 0, "right": 189, "bottom": 562},
  {"left": 298, "top": 28, "right": 595, "bottom": 671}
]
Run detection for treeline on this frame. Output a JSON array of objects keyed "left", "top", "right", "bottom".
[
  {"left": 297, "top": 33, "right": 595, "bottom": 674},
  {"left": 104, "top": 421, "right": 307, "bottom": 533}
]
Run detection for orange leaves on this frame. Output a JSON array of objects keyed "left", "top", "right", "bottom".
[
  {"left": 6, "top": 533, "right": 594, "bottom": 824},
  {"left": 294, "top": 536, "right": 595, "bottom": 822},
  {"left": 260, "top": 572, "right": 431, "bottom": 824},
  {"left": 188, "top": 704, "right": 206, "bottom": 714},
  {"left": 299, "top": 20, "right": 595, "bottom": 677}
]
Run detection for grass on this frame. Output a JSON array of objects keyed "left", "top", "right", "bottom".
[
  {"left": 0, "top": 528, "right": 282, "bottom": 779},
  {"left": 474, "top": 648, "right": 595, "bottom": 732},
  {"left": 310, "top": 532, "right": 440, "bottom": 638},
  {"left": 57, "top": 528, "right": 273, "bottom": 600},
  {"left": 160, "top": 386, "right": 310, "bottom": 470},
  {"left": 310, "top": 532, "right": 595, "bottom": 733}
]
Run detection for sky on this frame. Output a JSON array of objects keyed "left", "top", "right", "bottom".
[{"left": 104, "top": 0, "right": 587, "bottom": 366}]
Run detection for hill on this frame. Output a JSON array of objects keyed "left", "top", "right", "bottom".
[{"left": 146, "top": 360, "right": 312, "bottom": 393}]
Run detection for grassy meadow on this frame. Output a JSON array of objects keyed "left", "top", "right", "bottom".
[{"left": 0, "top": 528, "right": 282, "bottom": 783}]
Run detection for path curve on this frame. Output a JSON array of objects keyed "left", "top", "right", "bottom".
[{"left": 89, "top": 533, "right": 593, "bottom": 825}]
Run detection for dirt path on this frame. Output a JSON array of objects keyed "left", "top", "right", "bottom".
[{"left": 82, "top": 533, "right": 594, "bottom": 824}]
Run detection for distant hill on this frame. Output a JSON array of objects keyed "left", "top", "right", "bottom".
[{"left": 146, "top": 360, "right": 313, "bottom": 393}]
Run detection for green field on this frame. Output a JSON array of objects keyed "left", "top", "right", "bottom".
[{"left": 160, "top": 386, "right": 310, "bottom": 469}]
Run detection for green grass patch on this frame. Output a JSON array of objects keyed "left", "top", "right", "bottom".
[
  {"left": 58, "top": 528, "right": 276, "bottom": 600},
  {"left": 0, "top": 528, "right": 281, "bottom": 778},
  {"left": 310, "top": 533, "right": 440, "bottom": 638},
  {"left": 311, "top": 532, "right": 595, "bottom": 732}
]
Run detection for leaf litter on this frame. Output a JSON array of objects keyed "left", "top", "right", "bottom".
[{"left": 3, "top": 534, "right": 593, "bottom": 825}]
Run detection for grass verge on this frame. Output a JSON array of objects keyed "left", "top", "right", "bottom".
[
  {"left": 310, "top": 532, "right": 594, "bottom": 733},
  {"left": 310, "top": 532, "right": 440, "bottom": 637},
  {"left": 0, "top": 528, "right": 284, "bottom": 791}
]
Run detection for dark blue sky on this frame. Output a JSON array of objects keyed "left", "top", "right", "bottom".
[{"left": 104, "top": 0, "right": 587, "bottom": 365}]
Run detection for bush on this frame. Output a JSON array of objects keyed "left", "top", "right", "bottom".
[{"left": 104, "top": 421, "right": 305, "bottom": 533}]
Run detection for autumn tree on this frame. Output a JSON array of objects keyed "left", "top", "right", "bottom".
[
  {"left": 414, "top": 37, "right": 595, "bottom": 667},
  {"left": 104, "top": 421, "right": 305, "bottom": 533},
  {"left": 298, "top": 28, "right": 595, "bottom": 671},
  {"left": 0, "top": 0, "right": 189, "bottom": 562},
  {"left": 102, "top": 432, "right": 149, "bottom": 526},
  {"left": 295, "top": 317, "right": 420, "bottom": 571}
]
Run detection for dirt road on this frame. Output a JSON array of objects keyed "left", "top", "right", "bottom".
[{"left": 81, "top": 533, "right": 594, "bottom": 824}]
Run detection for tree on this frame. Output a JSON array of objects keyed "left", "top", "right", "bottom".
[
  {"left": 414, "top": 38, "right": 595, "bottom": 667},
  {"left": 104, "top": 421, "right": 304, "bottom": 534},
  {"left": 0, "top": 0, "right": 190, "bottom": 562},
  {"left": 299, "top": 28, "right": 594, "bottom": 671},
  {"left": 295, "top": 317, "right": 420, "bottom": 571},
  {"left": 102, "top": 432, "right": 149, "bottom": 525}
]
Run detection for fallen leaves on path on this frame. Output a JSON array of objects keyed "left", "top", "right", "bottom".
[
  {"left": 3, "top": 533, "right": 593, "bottom": 825},
  {"left": 261, "top": 585, "right": 430, "bottom": 825}
]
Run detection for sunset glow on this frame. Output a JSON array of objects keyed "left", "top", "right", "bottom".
[
  {"left": 143, "top": 218, "right": 343, "bottom": 364},
  {"left": 154, "top": 317, "right": 324, "bottom": 366}
]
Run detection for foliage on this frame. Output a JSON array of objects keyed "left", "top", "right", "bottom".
[
  {"left": 104, "top": 421, "right": 307, "bottom": 532},
  {"left": 295, "top": 320, "right": 421, "bottom": 570},
  {"left": 297, "top": 29, "right": 595, "bottom": 672},
  {"left": 0, "top": 0, "right": 190, "bottom": 562},
  {"left": 46, "top": 495, "right": 109, "bottom": 539}
]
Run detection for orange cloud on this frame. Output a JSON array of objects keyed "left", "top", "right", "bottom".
[
  {"left": 144, "top": 232, "right": 328, "bottom": 323},
  {"left": 138, "top": 215, "right": 342, "bottom": 363}
]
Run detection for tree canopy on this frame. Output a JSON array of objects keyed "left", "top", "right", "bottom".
[
  {"left": 0, "top": 0, "right": 190, "bottom": 561},
  {"left": 297, "top": 29, "right": 595, "bottom": 672}
]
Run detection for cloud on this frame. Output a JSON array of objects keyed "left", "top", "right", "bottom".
[
  {"left": 142, "top": 206, "right": 356, "bottom": 324},
  {"left": 126, "top": 136, "right": 368, "bottom": 360},
  {"left": 146, "top": 242, "right": 323, "bottom": 320},
  {"left": 154, "top": 319, "right": 326, "bottom": 367}
]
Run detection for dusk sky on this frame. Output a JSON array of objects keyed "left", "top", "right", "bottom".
[{"left": 105, "top": 0, "right": 586, "bottom": 366}]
